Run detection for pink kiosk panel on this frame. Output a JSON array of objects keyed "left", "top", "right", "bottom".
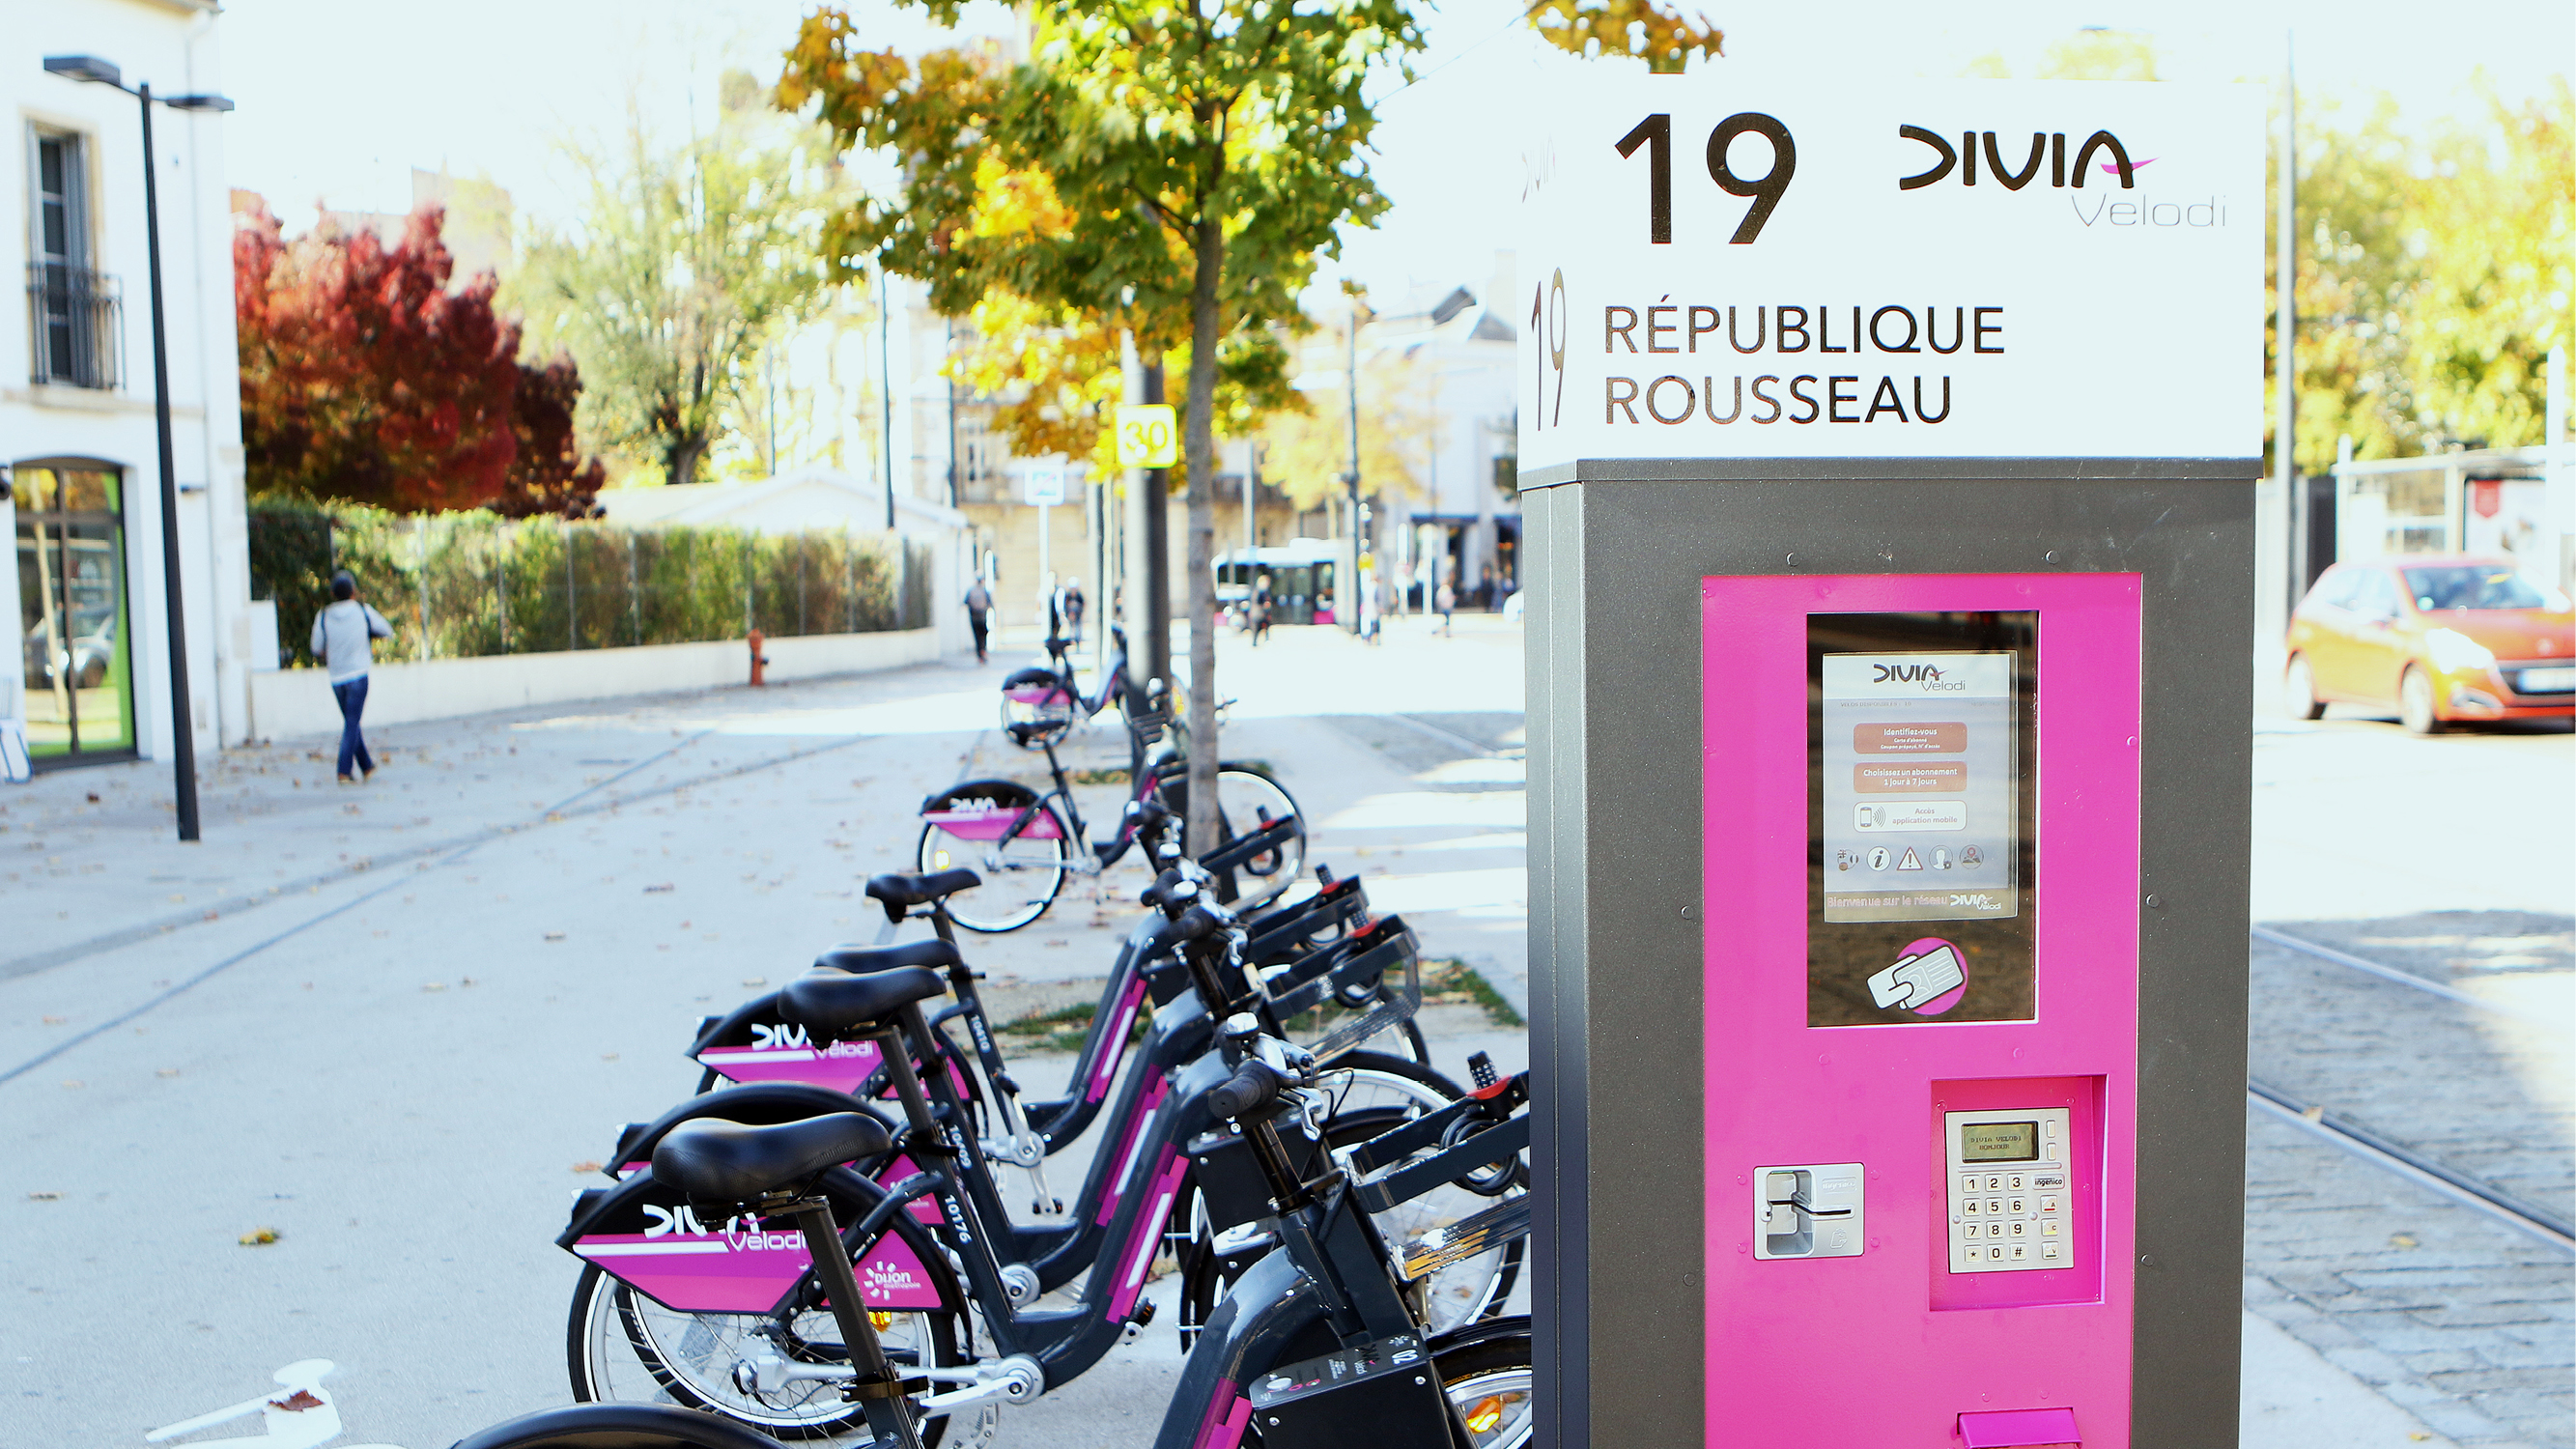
[{"left": 1701, "top": 573, "right": 2141, "bottom": 1446}]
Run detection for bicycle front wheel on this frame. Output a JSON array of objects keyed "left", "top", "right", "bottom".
[
  {"left": 919, "top": 807, "right": 1070, "bottom": 933},
  {"left": 1164, "top": 765, "right": 1306, "bottom": 909}
]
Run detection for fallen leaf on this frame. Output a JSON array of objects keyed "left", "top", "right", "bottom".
[
  {"left": 26, "top": 1191, "right": 61, "bottom": 1202},
  {"left": 571, "top": 1160, "right": 603, "bottom": 1175},
  {"left": 544, "top": 931, "right": 567, "bottom": 942},
  {"left": 272, "top": 1389, "right": 325, "bottom": 1411},
  {"left": 2299, "top": 1106, "right": 2324, "bottom": 1122},
  {"left": 1043, "top": 939, "right": 1069, "bottom": 949},
  {"left": 2389, "top": 1233, "right": 2420, "bottom": 1249},
  {"left": 156, "top": 1068, "right": 180, "bottom": 1078},
  {"left": 601, "top": 1053, "right": 620, "bottom": 1062},
  {"left": 742, "top": 977, "right": 768, "bottom": 987},
  {"left": 460, "top": 977, "right": 477, "bottom": 987},
  {"left": 41, "top": 1015, "right": 66, "bottom": 1026},
  {"left": 59, "top": 1080, "right": 83, "bottom": 1090},
  {"left": 239, "top": 1227, "right": 280, "bottom": 1246},
  {"left": 84, "top": 791, "right": 99, "bottom": 803},
  {"left": 422, "top": 982, "right": 447, "bottom": 992}
]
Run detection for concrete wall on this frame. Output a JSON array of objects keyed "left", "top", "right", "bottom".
[{"left": 246, "top": 627, "right": 939, "bottom": 742}]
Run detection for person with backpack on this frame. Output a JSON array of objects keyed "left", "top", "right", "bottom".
[
  {"left": 310, "top": 570, "right": 394, "bottom": 783},
  {"left": 964, "top": 576, "right": 994, "bottom": 663}
]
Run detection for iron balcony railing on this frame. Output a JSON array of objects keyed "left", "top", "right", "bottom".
[{"left": 26, "top": 262, "right": 123, "bottom": 390}]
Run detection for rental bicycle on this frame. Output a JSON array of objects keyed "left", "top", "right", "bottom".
[{"left": 920, "top": 626, "right": 1304, "bottom": 931}]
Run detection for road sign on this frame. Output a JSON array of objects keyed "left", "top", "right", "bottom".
[
  {"left": 1024, "top": 459, "right": 1066, "bottom": 506},
  {"left": 1516, "top": 76, "right": 2263, "bottom": 473},
  {"left": 1115, "top": 405, "right": 1179, "bottom": 469}
]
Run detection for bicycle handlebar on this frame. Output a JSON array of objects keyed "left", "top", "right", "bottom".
[{"left": 1208, "top": 1059, "right": 1285, "bottom": 1120}]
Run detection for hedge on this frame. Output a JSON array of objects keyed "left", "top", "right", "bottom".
[{"left": 248, "top": 498, "right": 932, "bottom": 669}]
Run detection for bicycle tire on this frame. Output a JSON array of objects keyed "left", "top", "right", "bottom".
[
  {"left": 917, "top": 801, "right": 1070, "bottom": 934},
  {"left": 451, "top": 1400, "right": 793, "bottom": 1449},
  {"left": 1427, "top": 1321, "right": 1536, "bottom": 1449},
  {"left": 1161, "top": 765, "right": 1306, "bottom": 910}
]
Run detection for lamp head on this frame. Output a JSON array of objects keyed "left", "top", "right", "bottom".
[
  {"left": 165, "top": 94, "right": 237, "bottom": 113},
  {"left": 43, "top": 55, "right": 124, "bottom": 87}
]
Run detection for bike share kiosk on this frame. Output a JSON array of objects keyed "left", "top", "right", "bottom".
[{"left": 1520, "top": 75, "right": 2262, "bottom": 1447}]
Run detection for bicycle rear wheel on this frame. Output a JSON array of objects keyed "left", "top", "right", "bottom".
[
  {"left": 567, "top": 1263, "right": 977, "bottom": 1444},
  {"left": 918, "top": 804, "right": 1070, "bottom": 933}
]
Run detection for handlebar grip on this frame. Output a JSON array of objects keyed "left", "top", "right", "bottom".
[
  {"left": 1173, "top": 902, "right": 1223, "bottom": 942},
  {"left": 1208, "top": 1061, "right": 1282, "bottom": 1120}
]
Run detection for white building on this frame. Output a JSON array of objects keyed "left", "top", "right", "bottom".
[{"left": 6, "top": 0, "right": 250, "bottom": 773}]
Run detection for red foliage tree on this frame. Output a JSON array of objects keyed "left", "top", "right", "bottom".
[
  {"left": 236, "top": 202, "right": 603, "bottom": 516},
  {"left": 498, "top": 353, "right": 609, "bottom": 519}
]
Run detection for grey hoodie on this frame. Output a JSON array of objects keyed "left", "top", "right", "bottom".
[{"left": 310, "top": 599, "right": 394, "bottom": 684}]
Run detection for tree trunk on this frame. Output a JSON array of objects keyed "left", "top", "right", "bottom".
[
  {"left": 1180, "top": 213, "right": 1224, "bottom": 857},
  {"left": 667, "top": 434, "right": 709, "bottom": 490}
]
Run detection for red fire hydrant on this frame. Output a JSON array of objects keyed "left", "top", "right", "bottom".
[{"left": 748, "top": 630, "right": 771, "bottom": 687}]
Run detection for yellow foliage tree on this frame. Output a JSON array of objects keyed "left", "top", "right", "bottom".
[{"left": 1528, "top": 0, "right": 1722, "bottom": 73}]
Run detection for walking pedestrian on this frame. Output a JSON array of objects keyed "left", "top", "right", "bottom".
[
  {"left": 1251, "top": 573, "right": 1273, "bottom": 647},
  {"left": 1435, "top": 576, "right": 1456, "bottom": 637},
  {"left": 310, "top": 570, "right": 394, "bottom": 783},
  {"left": 1062, "top": 578, "right": 1087, "bottom": 645},
  {"left": 964, "top": 576, "right": 994, "bottom": 663}
]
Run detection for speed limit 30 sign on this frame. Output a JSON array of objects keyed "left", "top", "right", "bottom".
[
  {"left": 1516, "top": 75, "right": 2263, "bottom": 473},
  {"left": 1116, "top": 404, "right": 1180, "bottom": 469}
]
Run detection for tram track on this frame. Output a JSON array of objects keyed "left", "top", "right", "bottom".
[
  {"left": 2245, "top": 923, "right": 2573, "bottom": 1255},
  {"left": 0, "top": 727, "right": 878, "bottom": 1086}
]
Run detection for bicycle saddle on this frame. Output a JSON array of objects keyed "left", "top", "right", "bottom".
[
  {"left": 1002, "top": 665, "right": 1066, "bottom": 691},
  {"left": 866, "top": 868, "right": 983, "bottom": 908},
  {"left": 447, "top": 1399, "right": 793, "bottom": 1449},
  {"left": 650, "top": 1113, "right": 890, "bottom": 1206},
  {"left": 814, "top": 938, "right": 962, "bottom": 975},
  {"left": 779, "top": 965, "right": 946, "bottom": 1038}
]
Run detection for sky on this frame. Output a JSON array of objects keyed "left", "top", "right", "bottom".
[{"left": 213, "top": 0, "right": 2572, "bottom": 305}]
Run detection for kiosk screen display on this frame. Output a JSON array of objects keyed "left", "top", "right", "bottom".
[{"left": 1808, "top": 611, "right": 2037, "bottom": 1026}]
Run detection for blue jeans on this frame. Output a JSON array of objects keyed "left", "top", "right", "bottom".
[{"left": 332, "top": 676, "right": 375, "bottom": 778}]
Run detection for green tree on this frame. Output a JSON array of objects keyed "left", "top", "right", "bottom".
[
  {"left": 509, "top": 81, "right": 847, "bottom": 488},
  {"left": 781, "top": 1, "right": 1424, "bottom": 851},
  {"left": 2273, "top": 81, "right": 2574, "bottom": 471}
]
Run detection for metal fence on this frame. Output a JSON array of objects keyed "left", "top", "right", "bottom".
[{"left": 248, "top": 500, "right": 933, "bottom": 670}]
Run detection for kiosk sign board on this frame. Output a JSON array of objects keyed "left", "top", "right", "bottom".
[
  {"left": 1514, "top": 77, "right": 2263, "bottom": 471},
  {"left": 1520, "top": 69, "right": 2261, "bottom": 1449}
]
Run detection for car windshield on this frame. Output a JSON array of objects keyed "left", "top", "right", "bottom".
[{"left": 2402, "top": 565, "right": 2552, "bottom": 612}]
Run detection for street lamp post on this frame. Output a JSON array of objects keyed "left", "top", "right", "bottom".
[{"left": 40, "top": 56, "right": 231, "bottom": 843}]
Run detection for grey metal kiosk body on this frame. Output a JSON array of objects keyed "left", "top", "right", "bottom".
[{"left": 1525, "top": 459, "right": 2255, "bottom": 1447}]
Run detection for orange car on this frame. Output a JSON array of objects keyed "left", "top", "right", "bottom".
[{"left": 2285, "top": 554, "right": 2575, "bottom": 733}]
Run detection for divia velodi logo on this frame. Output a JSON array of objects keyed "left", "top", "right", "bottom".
[
  {"left": 1897, "top": 124, "right": 2228, "bottom": 232},
  {"left": 1873, "top": 662, "right": 1967, "bottom": 692}
]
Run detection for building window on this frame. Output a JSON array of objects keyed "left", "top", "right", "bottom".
[
  {"left": 25, "top": 129, "right": 122, "bottom": 390},
  {"left": 13, "top": 461, "right": 137, "bottom": 765}
]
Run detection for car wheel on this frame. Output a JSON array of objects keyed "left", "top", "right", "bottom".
[
  {"left": 2283, "top": 654, "right": 2326, "bottom": 720},
  {"left": 2398, "top": 666, "right": 2446, "bottom": 735}
]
